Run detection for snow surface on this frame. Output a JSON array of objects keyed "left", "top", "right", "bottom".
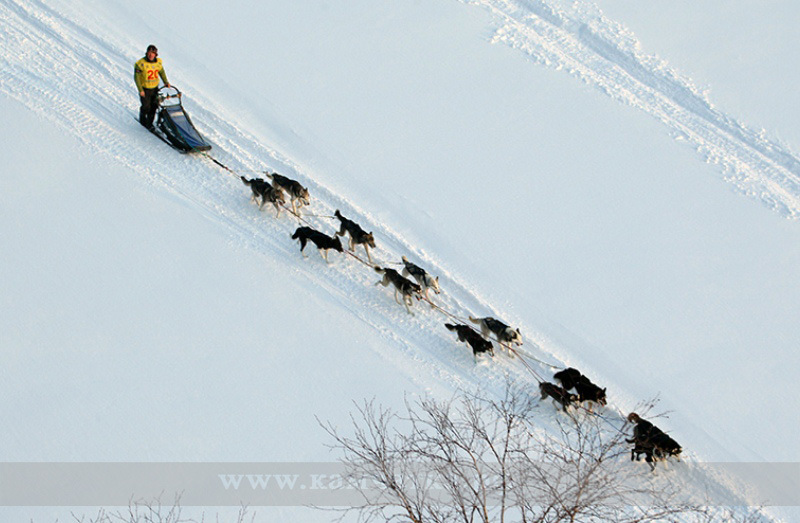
[{"left": 1, "top": 0, "right": 799, "bottom": 521}]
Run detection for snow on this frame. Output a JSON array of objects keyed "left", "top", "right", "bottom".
[
  {"left": 592, "top": 0, "right": 800, "bottom": 151},
  {"left": 1, "top": 0, "right": 799, "bottom": 521}
]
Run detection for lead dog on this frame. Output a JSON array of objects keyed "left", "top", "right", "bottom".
[
  {"left": 444, "top": 323, "right": 494, "bottom": 361},
  {"left": 374, "top": 267, "right": 422, "bottom": 314},
  {"left": 334, "top": 210, "right": 376, "bottom": 263},
  {"left": 266, "top": 172, "right": 310, "bottom": 215},
  {"left": 240, "top": 176, "right": 285, "bottom": 215},
  {"left": 291, "top": 226, "right": 343, "bottom": 262},
  {"left": 626, "top": 413, "right": 682, "bottom": 470},
  {"left": 468, "top": 316, "right": 522, "bottom": 347},
  {"left": 401, "top": 256, "right": 440, "bottom": 299}
]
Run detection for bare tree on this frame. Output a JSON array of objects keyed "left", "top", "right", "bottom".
[
  {"left": 321, "top": 384, "right": 765, "bottom": 523},
  {"left": 70, "top": 495, "right": 255, "bottom": 523}
]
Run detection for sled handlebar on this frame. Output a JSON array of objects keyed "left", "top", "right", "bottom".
[{"left": 157, "top": 85, "right": 183, "bottom": 106}]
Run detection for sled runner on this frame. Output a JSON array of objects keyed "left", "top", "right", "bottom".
[{"left": 154, "top": 86, "right": 211, "bottom": 152}]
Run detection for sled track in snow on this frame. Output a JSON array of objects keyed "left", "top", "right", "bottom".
[
  {"left": 0, "top": 0, "right": 772, "bottom": 515},
  {"left": 463, "top": 0, "right": 800, "bottom": 218},
  {"left": 0, "top": 0, "right": 554, "bottom": 396}
]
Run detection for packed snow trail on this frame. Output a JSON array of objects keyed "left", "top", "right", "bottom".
[
  {"left": 0, "top": 0, "right": 559, "bottom": 409},
  {"left": 0, "top": 0, "right": 772, "bottom": 517},
  {"left": 462, "top": 0, "right": 800, "bottom": 218}
]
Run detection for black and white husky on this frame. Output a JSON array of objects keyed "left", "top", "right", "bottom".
[
  {"left": 334, "top": 210, "right": 376, "bottom": 264},
  {"left": 374, "top": 267, "right": 422, "bottom": 314},
  {"left": 266, "top": 172, "right": 310, "bottom": 215},
  {"left": 401, "top": 256, "right": 440, "bottom": 298},
  {"left": 291, "top": 226, "right": 343, "bottom": 262},
  {"left": 468, "top": 316, "right": 522, "bottom": 346},
  {"left": 240, "top": 176, "right": 285, "bottom": 215},
  {"left": 444, "top": 323, "right": 494, "bottom": 362}
]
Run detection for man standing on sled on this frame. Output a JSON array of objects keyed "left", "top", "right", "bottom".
[{"left": 134, "top": 44, "right": 170, "bottom": 130}]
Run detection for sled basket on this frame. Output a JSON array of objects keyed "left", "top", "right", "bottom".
[{"left": 156, "top": 86, "right": 211, "bottom": 152}]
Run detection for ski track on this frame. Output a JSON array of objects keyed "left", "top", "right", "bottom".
[
  {"left": 462, "top": 0, "right": 800, "bottom": 219},
  {"left": 0, "top": 0, "right": 771, "bottom": 517}
]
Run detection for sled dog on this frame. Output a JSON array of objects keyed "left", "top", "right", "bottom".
[
  {"left": 240, "top": 176, "right": 285, "bottom": 215},
  {"left": 626, "top": 413, "right": 682, "bottom": 470},
  {"left": 553, "top": 367, "right": 607, "bottom": 408},
  {"left": 444, "top": 323, "right": 494, "bottom": 361},
  {"left": 291, "top": 226, "right": 343, "bottom": 262},
  {"left": 334, "top": 210, "right": 376, "bottom": 263},
  {"left": 468, "top": 316, "right": 522, "bottom": 346},
  {"left": 553, "top": 368, "right": 583, "bottom": 391},
  {"left": 374, "top": 267, "right": 422, "bottom": 314},
  {"left": 574, "top": 381, "right": 607, "bottom": 408},
  {"left": 267, "top": 172, "right": 310, "bottom": 215},
  {"left": 539, "top": 382, "right": 578, "bottom": 412},
  {"left": 401, "top": 256, "right": 440, "bottom": 299}
]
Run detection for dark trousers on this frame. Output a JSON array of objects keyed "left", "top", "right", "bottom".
[{"left": 139, "top": 87, "right": 159, "bottom": 128}]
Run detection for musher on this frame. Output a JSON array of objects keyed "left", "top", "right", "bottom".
[{"left": 134, "top": 44, "right": 170, "bottom": 130}]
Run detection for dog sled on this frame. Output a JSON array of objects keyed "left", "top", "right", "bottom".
[{"left": 153, "top": 85, "right": 211, "bottom": 153}]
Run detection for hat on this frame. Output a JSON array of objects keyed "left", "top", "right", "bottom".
[{"left": 146, "top": 44, "right": 158, "bottom": 53}]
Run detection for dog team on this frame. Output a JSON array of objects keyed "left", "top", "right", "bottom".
[
  {"left": 240, "top": 171, "right": 437, "bottom": 312},
  {"left": 240, "top": 169, "right": 683, "bottom": 470},
  {"left": 240, "top": 171, "right": 527, "bottom": 354}
]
